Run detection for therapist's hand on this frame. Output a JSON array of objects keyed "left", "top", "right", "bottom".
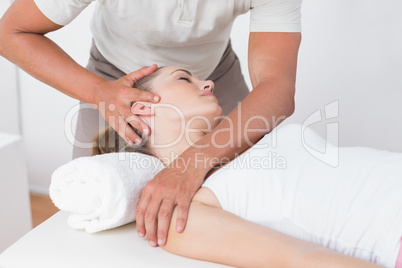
[
  {"left": 93, "top": 64, "right": 160, "bottom": 145},
  {"left": 136, "top": 157, "right": 208, "bottom": 247}
]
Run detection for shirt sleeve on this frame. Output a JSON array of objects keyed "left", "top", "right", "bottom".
[
  {"left": 33, "top": 0, "right": 95, "bottom": 26},
  {"left": 250, "top": 0, "right": 302, "bottom": 32}
]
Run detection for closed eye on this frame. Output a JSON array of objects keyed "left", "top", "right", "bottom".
[{"left": 179, "top": 76, "right": 191, "bottom": 82}]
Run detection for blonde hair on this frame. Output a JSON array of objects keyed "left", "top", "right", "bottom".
[
  {"left": 91, "top": 125, "right": 153, "bottom": 156},
  {"left": 92, "top": 67, "right": 164, "bottom": 156}
]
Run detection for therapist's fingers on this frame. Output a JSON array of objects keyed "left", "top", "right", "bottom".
[
  {"left": 143, "top": 197, "right": 163, "bottom": 247},
  {"left": 156, "top": 199, "right": 175, "bottom": 246},
  {"left": 125, "top": 114, "right": 150, "bottom": 141},
  {"left": 113, "top": 101, "right": 150, "bottom": 144},
  {"left": 106, "top": 108, "right": 140, "bottom": 145},
  {"left": 129, "top": 86, "right": 160, "bottom": 104},
  {"left": 125, "top": 65, "right": 160, "bottom": 103},
  {"left": 126, "top": 65, "right": 157, "bottom": 86},
  {"left": 136, "top": 188, "right": 152, "bottom": 239},
  {"left": 107, "top": 114, "right": 133, "bottom": 145},
  {"left": 175, "top": 196, "right": 191, "bottom": 234}
]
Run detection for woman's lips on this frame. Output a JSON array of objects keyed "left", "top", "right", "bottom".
[{"left": 201, "top": 92, "right": 216, "bottom": 97}]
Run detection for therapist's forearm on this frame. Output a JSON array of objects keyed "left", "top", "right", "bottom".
[
  {"left": 182, "top": 78, "right": 295, "bottom": 172},
  {"left": 0, "top": 0, "right": 105, "bottom": 103},
  {"left": 0, "top": 31, "right": 105, "bottom": 104},
  {"left": 0, "top": 0, "right": 160, "bottom": 144}
]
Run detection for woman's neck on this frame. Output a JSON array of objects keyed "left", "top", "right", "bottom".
[{"left": 147, "top": 116, "right": 207, "bottom": 167}]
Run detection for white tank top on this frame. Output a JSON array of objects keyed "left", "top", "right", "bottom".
[{"left": 202, "top": 124, "right": 402, "bottom": 268}]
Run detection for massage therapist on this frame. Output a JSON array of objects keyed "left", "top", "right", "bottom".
[{"left": 0, "top": 0, "right": 302, "bottom": 248}]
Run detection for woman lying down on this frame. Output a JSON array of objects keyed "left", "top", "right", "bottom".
[{"left": 91, "top": 66, "right": 402, "bottom": 268}]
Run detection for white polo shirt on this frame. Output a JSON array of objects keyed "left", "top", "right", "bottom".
[{"left": 34, "top": 0, "right": 302, "bottom": 79}]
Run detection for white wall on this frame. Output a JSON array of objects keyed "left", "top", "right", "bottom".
[
  {"left": 232, "top": 0, "right": 402, "bottom": 152},
  {"left": 291, "top": 0, "right": 402, "bottom": 151},
  {"left": 1, "top": 0, "right": 401, "bottom": 194}
]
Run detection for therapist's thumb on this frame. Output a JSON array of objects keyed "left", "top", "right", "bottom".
[
  {"left": 126, "top": 64, "right": 158, "bottom": 84},
  {"left": 126, "top": 64, "right": 160, "bottom": 103}
]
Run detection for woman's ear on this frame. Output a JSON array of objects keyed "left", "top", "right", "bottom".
[{"left": 131, "top": 102, "right": 154, "bottom": 116}]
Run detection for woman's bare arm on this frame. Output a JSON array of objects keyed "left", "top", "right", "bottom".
[{"left": 161, "top": 188, "right": 381, "bottom": 268}]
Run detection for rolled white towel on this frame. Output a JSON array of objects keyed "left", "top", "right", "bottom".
[{"left": 50, "top": 152, "right": 165, "bottom": 233}]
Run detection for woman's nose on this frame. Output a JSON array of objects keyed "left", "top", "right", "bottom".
[{"left": 202, "top": 80, "right": 214, "bottom": 92}]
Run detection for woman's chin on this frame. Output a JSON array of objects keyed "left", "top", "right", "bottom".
[
  {"left": 208, "top": 105, "right": 224, "bottom": 128},
  {"left": 204, "top": 103, "right": 223, "bottom": 119},
  {"left": 184, "top": 105, "right": 222, "bottom": 127}
]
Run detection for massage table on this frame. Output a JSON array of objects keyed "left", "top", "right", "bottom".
[{"left": 0, "top": 211, "right": 231, "bottom": 268}]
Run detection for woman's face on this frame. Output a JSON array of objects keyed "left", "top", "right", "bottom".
[{"left": 150, "top": 66, "right": 223, "bottom": 125}]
